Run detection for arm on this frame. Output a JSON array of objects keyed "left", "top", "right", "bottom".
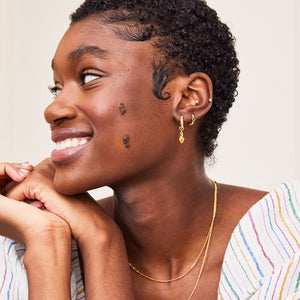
[
  {"left": 0, "top": 195, "right": 72, "bottom": 300},
  {"left": 0, "top": 162, "right": 72, "bottom": 300},
  {"left": 24, "top": 219, "right": 71, "bottom": 300},
  {"left": 6, "top": 160, "right": 134, "bottom": 299},
  {"left": 74, "top": 198, "right": 134, "bottom": 299}
]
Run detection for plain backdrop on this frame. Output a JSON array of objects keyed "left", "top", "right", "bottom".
[{"left": 0, "top": 0, "right": 299, "bottom": 199}]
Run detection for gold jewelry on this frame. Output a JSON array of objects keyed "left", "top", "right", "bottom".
[
  {"left": 129, "top": 235, "right": 208, "bottom": 283},
  {"left": 188, "top": 178, "right": 217, "bottom": 299},
  {"left": 189, "top": 114, "right": 196, "bottom": 126},
  {"left": 208, "top": 98, "right": 212, "bottom": 103},
  {"left": 195, "top": 100, "right": 199, "bottom": 105},
  {"left": 128, "top": 179, "right": 218, "bottom": 299},
  {"left": 179, "top": 116, "right": 185, "bottom": 144}
]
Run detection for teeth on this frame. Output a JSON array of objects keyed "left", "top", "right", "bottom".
[
  {"left": 55, "top": 138, "right": 89, "bottom": 150},
  {"left": 79, "top": 139, "right": 87, "bottom": 145},
  {"left": 71, "top": 138, "right": 80, "bottom": 147}
]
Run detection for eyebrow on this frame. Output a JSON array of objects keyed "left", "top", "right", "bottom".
[{"left": 51, "top": 45, "right": 109, "bottom": 70}]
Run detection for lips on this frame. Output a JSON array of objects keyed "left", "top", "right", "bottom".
[{"left": 51, "top": 128, "right": 93, "bottom": 163}]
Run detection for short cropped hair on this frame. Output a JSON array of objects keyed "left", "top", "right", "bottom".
[{"left": 71, "top": 0, "right": 239, "bottom": 158}]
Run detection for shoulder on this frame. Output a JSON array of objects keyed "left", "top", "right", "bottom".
[
  {"left": 215, "top": 183, "right": 268, "bottom": 246},
  {"left": 218, "top": 180, "right": 300, "bottom": 299},
  {"left": 217, "top": 183, "right": 268, "bottom": 223},
  {"left": 0, "top": 236, "right": 28, "bottom": 299}
]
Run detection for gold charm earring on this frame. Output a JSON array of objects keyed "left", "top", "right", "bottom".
[
  {"left": 189, "top": 114, "right": 196, "bottom": 126},
  {"left": 179, "top": 116, "right": 185, "bottom": 144}
]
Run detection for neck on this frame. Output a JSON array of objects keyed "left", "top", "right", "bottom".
[{"left": 112, "top": 157, "right": 216, "bottom": 277}]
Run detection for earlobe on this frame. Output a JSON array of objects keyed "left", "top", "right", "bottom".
[{"left": 173, "top": 72, "right": 213, "bottom": 122}]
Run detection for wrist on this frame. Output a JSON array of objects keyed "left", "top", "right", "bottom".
[
  {"left": 23, "top": 218, "right": 71, "bottom": 266},
  {"left": 77, "top": 223, "right": 134, "bottom": 299},
  {"left": 23, "top": 230, "right": 72, "bottom": 300},
  {"left": 78, "top": 219, "right": 124, "bottom": 253}
]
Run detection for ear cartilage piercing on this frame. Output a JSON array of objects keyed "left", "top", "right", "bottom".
[
  {"left": 119, "top": 103, "right": 127, "bottom": 115},
  {"left": 123, "top": 134, "right": 130, "bottom": 148},
  {"left": 195, "top": 100, "right": 199, "bottom": 105},
  {"left": 189, "top": 114, "right": 196, "bottom": 126},
  {"left": 208, "top": 98, "right": 212, "bottom": 103},
  {"left": 179, "top": 116, "right": 185, "bottom": 144}
]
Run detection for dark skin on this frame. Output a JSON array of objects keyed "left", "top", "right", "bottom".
[
  {"left": 99, "top": 185, "right": 266, "bottom": 299},
  {"left": 0, "top": 15, "right": 267, "bottom": 299}
]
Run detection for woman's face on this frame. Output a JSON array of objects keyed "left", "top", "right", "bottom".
[{"left": 45, "top": 16, "right": 178, "bottom": 195}]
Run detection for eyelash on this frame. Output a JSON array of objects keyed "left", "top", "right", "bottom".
[{"left": 48, "top": 85, "right": 61, "bottom": 98}]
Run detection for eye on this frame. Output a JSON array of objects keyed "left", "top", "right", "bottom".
[
  {"left": 48, "top": 85, "right": 62, "bottom": 98},
  {"left": 79, "top": 69, "right": 105, "bottom": 86},
  {"left": 82, "top": 74, "right": 100, "bottom": 84}
]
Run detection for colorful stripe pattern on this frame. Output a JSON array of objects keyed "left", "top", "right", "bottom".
[
  {"left": 1, "top": 181, "right": 299, "bottom": 299},
  {"left": 0, "top": 239, "right": 85, "bottom": 299},
  {"left": 218, "top": 181, "right": 300, "bottom": 299}
]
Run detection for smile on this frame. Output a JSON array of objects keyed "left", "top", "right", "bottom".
[
  {"left": 55, "top": 137, "right": 90, "bottom": 150},
  {"left": 51, "top": 128, "right": 93, "bottom": 163}
]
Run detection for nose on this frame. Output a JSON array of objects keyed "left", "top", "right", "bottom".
[{"left": 44, "top": 93, "right": 78, "bottom": 125}]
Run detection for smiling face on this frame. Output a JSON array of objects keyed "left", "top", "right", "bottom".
[{"left": 44, "top": 16, "right": 179, "bottom": 195}]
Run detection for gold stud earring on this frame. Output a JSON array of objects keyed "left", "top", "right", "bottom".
[
  {"left": 179, "top": 116, "right": 185, "bottom": 144},
  {"left": 195, "top": 100, "right": 199, "bottom": 105},
  {"left": 189, "top": 114, "right": 196, "bottom": 126},
  {"left": 208, "top": 98, "right": 212, "bottom": 103}
]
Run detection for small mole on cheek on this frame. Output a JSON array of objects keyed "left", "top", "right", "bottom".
[
  {"left": 119, "top": 103, "right": 126, "bottom": 115},
  {"left": 123, "top": 134, "right": 130, "bottom": 149}
]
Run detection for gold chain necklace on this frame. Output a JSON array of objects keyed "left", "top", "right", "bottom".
[
  {"left": 129, "top": 179, "right": 217, "bottom": 299},
  {"left": 187, "top": 179, "right": 217, "bottom": 299}
]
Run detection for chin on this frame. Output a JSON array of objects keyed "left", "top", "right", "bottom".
[
  {"left": 53, "top": 166, "right": 109, "bottom": 195},
  {"left": 53, "top": 175, "right": 85, "bottom": 196}
]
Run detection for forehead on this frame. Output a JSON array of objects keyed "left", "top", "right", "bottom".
[{"left": 52, "top": 16, "right": 155, "bottom": 69}]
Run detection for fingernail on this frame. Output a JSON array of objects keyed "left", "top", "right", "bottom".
[
  {"left": 18, "top": 169, "right": 31, "bottom": 177},
  {"left": 21, "top": 163, "right": 32, "bottom": 167}
]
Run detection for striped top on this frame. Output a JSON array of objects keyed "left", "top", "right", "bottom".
[
  {"left": 0, "top": 181, "right": 299, "bottom": 299},
  {"left": 0, "top": 239, "right": 85, "bottom": 299},
  {"left": 218, "top": 181, "right": 300, "bottom": 299}
]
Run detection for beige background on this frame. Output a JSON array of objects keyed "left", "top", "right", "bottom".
[{"left": 0, "top": 0, "right": 299, "bottom": 199}]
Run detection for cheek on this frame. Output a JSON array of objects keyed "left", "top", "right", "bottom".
[{"left": 53, "top": 75, "right": 175, "bottom": 192}]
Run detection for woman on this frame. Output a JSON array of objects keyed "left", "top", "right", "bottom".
[{"left": 0, "top": 0, "right": 299, "bottom": 299}]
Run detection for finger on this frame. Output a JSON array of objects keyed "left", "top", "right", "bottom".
[
  {"left": 30, "top": 200, "right": 46, "bottom": 209},
  {"left": 5, "top": 181, "right": 27, "bottom": 201},
  {"left": 0, "top": 162, "right": 33, "bottom": 185},
  {"left": 23, "top": 199, "right": 45, "bottom": 209},
  {"left": 1, "top": 180, "right": 18, "bottom": 195},
  {"left": 19, "top": 162, "right": 33, "bottom": 171},
  {"left": 14, "top": 162, "right": 34, "bottom": 178},
  {"left": 0, "top": 164, "right": 21, "bottom": 186}
]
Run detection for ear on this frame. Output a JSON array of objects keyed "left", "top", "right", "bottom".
[{"left": 172, "top": 72, "right": 213, "bottom": 123}]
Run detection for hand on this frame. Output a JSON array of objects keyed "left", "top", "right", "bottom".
[
  {"left": 0, "top": 193, "right": 72, "bottom": 300},
  {"left": 0, "top": 159, "right": 70, "bottom": 244},
  {"left": 0, "top": 162, "right": 33, "bottom": 194},
  {"left": 0, "top": 160, "right": 72, "bottom": 299},
  {"left": 5, "top": 159, "right": 134, "bottom": 299},
  {"left": 5, "top": 158, "right": 116, "bottom": 245}
]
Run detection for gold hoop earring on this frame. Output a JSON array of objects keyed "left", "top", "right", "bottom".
[
  {"left": 189, "top": 114, "right": 196, "bottom": 126},
  {"left": 179, "top": 116, "right": 185, "bottom": 144}
]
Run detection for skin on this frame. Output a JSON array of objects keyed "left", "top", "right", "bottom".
[{"left": 0, "top": 15, "right": 268, "bottom": 299}]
